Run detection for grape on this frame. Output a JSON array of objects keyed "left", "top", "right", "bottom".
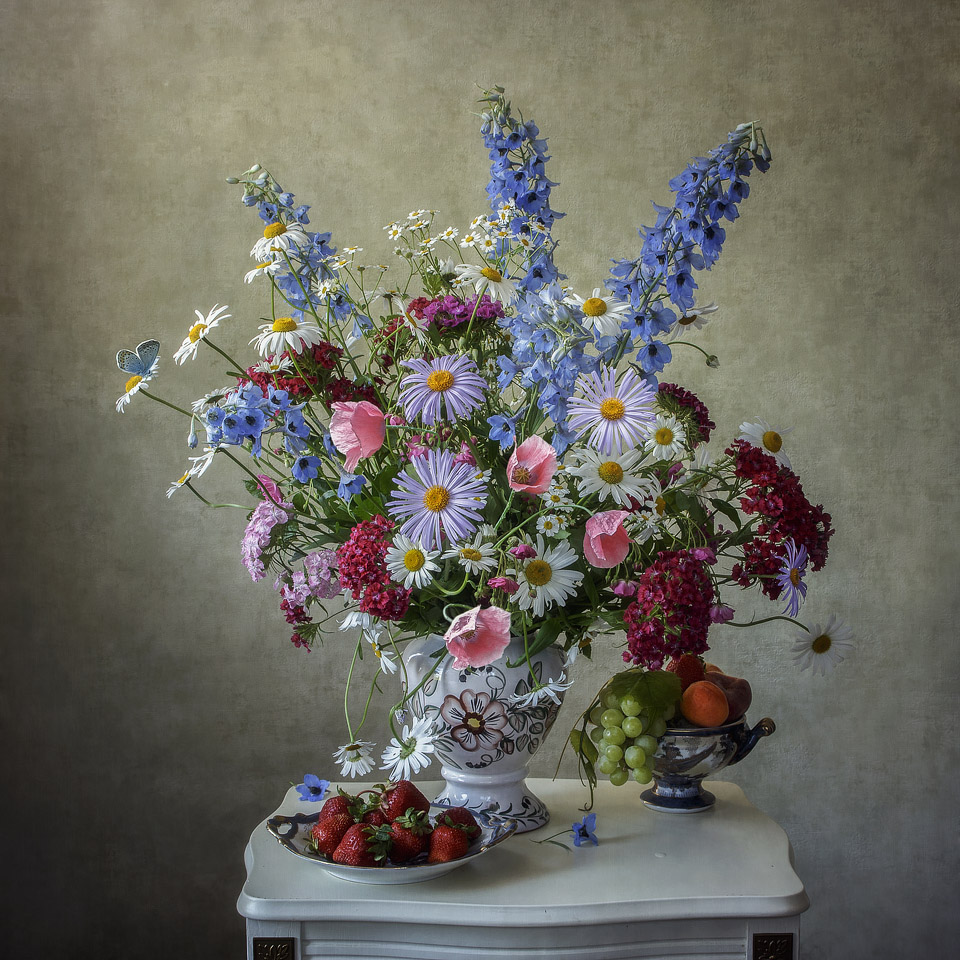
[
  {"left": 589, "top": 725, "right": 604, "bottom": 743},
  {"left": 602, "top": 726, "right": 626, "bottom": 746},
  {"left": 603, "top": 692, "right": 621, "bottom": 710},
  {"left": 604, "top": 744, "right": 624, "bottom": 762},
  {"left": 632, "top": 764, "right": 653, "bottom": 784},
  {"left": 619, "top": 696, "right": 642, "bottom": 717},
  {"left": 589, "top": 706, "right": 605, "bottom": 726},
  {"left": 609, "top": 768, "right": 629, "bottom": 786},
  {"left": 621, "top": 716, "right": 643, "bottom": 738},
  {"left": 648, "top": 717, "right": 667, "bottom": 738},
  {"left": 597, "top": 757, "right": 618, "bottom": 775},
  {"left": 624, "top": 745, "right": 646, "bottom": 769},
  {"left": 662, "top": 703, "right": 677, "bottom": 721},
  {"left": 600, "top": 708, "right": 624, "bottom": 729},
  {"left": 634, "top": 735, "right": 658, "bottom": 755}
]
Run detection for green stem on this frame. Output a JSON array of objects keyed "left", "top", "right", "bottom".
[{"left": 141, "top": 391, "right": 193, "bottom": 418}]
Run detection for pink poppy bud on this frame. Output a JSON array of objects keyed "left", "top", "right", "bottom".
[
  {"left": 710, "top": 604, "right": 735, "bottom": 624},
  {"left": 444, "top": 605, "right": 511, "bottom": 669},
  {"left": 506, "top": 435, "right": 557, "bottom": 495},
  {"left": 509, "top": 544, "right": 537, "bottom": 560},
  {"left": 452, "top": 441, "right": 477, "bottom": 467},
  {"left": 329, "top": 401, "right": 386, "bottom": 472},
  {"left": 612, "top": 579, "right": 638, "bottom": 597},
  {"left": 487, "top": 576, "right": 520, "bottom": 595},
  {"left": 583, "top": 510, "right": 632, "bottom": 569},
  {"left": 692, "top": 546, "right": 717, "bottom": 565}
]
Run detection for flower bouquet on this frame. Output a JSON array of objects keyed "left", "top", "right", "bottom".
[{"left": 115, "top": 88, "right": 851, "bottom": 814}]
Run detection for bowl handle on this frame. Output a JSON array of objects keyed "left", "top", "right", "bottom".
[{"left": 729, "top": 717, "right": 776, "bottom": 766}]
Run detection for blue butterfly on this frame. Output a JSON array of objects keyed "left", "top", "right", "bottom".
[{"left": 117, "top": 339, "right": 160, "bottom": 377}]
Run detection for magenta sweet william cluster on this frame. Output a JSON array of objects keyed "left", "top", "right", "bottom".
[
  {"left": 335, "top": 515, "right": 411, "bottom": 621},
  {"left": 407, "top": 293, "right": 505, "bottom": 330}
]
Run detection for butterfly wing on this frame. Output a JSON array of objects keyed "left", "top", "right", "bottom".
[
  {"left": 117, "top": 349, "right": 143, "bottom": 374},
  {"left": 136, "top": 339, "right": 161, "bottom": 372},
  {"left": 117, "top": 339, "right": 160, "bottom": 375}
]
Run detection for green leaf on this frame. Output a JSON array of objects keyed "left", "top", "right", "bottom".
[{"left": 710, "top": 497, "right": 742, "bottom": 528}]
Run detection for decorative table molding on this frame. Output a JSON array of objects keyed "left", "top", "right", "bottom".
[{"left": 238, "top": 778, "right": 807, "bottom": 960}]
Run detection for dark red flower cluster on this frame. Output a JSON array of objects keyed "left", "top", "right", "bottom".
[
  {"left": 622, "top": 549, "right": 715, "bottom": 669},
  {"left": 336, "top": 515, "right": 410, "bottom": 622},
  {"left": 657, "top": 383, "right": 716, "bottom": 443},
  {"left": 327, "top": 377, "right": 381, "bottom": 406},
  {"left": 725, "top": 439, "right": 834, "bottom": 598},
  {"left": 281, "top": 599, "right": 312, "bottom": 652},
  {"left": 241, "top": 341, "right": 344, "bottom": 400},
  {"left": 408, "top": 294, "right": 505, "bottom": 331}
]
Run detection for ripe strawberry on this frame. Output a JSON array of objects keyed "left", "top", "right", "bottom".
[
  {"left": 434, "top": 806, "right": 481, "bottom": 839},
  {"left": 389, "top": 809, "right": 433, "bottom": 863},
  {"left": 665, "top": 655, "right": 706, "bottom": 692},
  {"left": 310, "top": 813, "right": 353, "bottom": 857},
  {"left": 363, "top": 809, "right": 389, "bottom": 828},
  {"left": 380, "top": 780, "right": 431, "bottom": 821},
  {"left": 317, "top": 793, "right": 355, "bottom": 822},
  {"left": 332, "top": 823, "right": 381, "bottom": 867},
  {"left": 428, "top": 823, "right": 470, "bottom": 864}
]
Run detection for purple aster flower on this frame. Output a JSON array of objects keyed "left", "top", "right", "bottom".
[
  {"left": 387, "top": 448, "right": 486, "bottom": 551},
  {"left": 571, "top": 812, "right": 598, "bottom": 847},
  {"left": 295, "top": 774, "right": 330, "bottom": 802},
  {"left": 776, "top": 539, "right": 808, "bottom": 617},
  {"left": 398, "top": 355, "right": 487, "bottom": 425},
  {"left": 566, "top": 367, "right": 657, "bottom": 454}
]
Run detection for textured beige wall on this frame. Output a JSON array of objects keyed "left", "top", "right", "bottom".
[{"left": 2, "top": 0, "right": 958, "bottom": 956}]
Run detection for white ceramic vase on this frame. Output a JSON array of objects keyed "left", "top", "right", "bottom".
[{"left": 402, "top": 634, "right": 565, "bottom": 833}]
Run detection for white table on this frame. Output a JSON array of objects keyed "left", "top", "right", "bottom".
[{"left": 238, "top": 778, "right": 807, "bottom": 960}]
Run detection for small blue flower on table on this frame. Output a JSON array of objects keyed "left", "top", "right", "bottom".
[
  {"left": 571, "top": 812, "right": 598, "bottom": 847},
  {"left": 295, "top": 774, "right": 330, "bottom": 802}
]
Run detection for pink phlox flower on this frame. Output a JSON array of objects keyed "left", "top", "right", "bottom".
[
  {"left": 330, "top": 401, "right": 386, "bottom": 472},
  {"left": 612, "top": 580, "right": 638, "bottom": 597},
  {"left": 241, "top": 485, "right": 292, "bottom": 582},
  {"left": 509, "top": 544, "right": 537, "bottom": 560},
  {"left": 444, "top": 605, "right": 511, "bottom": 669},
  {"left": 305, "top": 549, "right": 341, "bottom": 599},
  {"left": 279, "top": 570, "right": 312, "bottom": 607},
  {"left": 583, "top": 510, "right": 632, "bottom": 569},
  {"left": 487, "top": 576, "right": 520, "bottom": 595},
  {"left": 506, "top": 435, "right": 557, "bottom": 494},
  {"left": 710, "top": 604, "right": 735, "bottom": 624}
]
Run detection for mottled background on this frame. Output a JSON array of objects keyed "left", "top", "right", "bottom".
[{"left": 2, "top": 0, "right": 958, "bottom": 956}]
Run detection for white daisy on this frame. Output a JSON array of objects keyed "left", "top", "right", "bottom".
[
  {"left": 516, "top": 537, "right": 583, "bottom": 618},
  {"left": 536, "top": 513, "right": 565, "bottom": 538},
  {"left": 165, "top": 445, "right": 219, "bottom": 497},
  {"left": 173, "top": 304, "right": 230, "bottom": 365},
  {"left": 459, "top": 232, "right": 480, "bottom": 248},
  {"left": 334, "top": 740, "right": 378, "bottom": 779},
  {"left": 380, "top": 717, "right": 442, "bottom": 781},
  {"left": 408, "top": 209, "right": 429, "bottom": 220},
  {"left": 509, "top": 673, "right": 573, "bottom": 707},
  {"left": 440, "top": 226, "right": 459, "bottom": 240},
  {"left": 339, "top": 610, "right": 384, "bottom": 643},
  {"left": 385, "top": 223, "right": 405, "bottom": 240},
  {"left": 739, "top": 419, "right": 794, "bottom": 469},
  {"left": 568, "top": 447, "right": 657, "bottom": 507},
  {"left": 115, "top": 366, "right": 157, "bottom": 413},
  {"left": 250, "top": 220, "right": 309, "bottom": 261},
  {"left": 368, "top": 637, "right": 399, "bottom": 675},
  {"left": 454, "top": 262, "right": 517, "bottom": 304},
  {"left": 476, "top": 234, "right": 498, "bottom": 255},
  {"left": 564, "top": 288, "right": 633, "bottom": 338},
  {"left": 791, "top": 616, "right": 854, "bottom": 676},
  {"left": 442, "top": 535, "right": 498, "bottom": 575},
  {"left": 671, "top": 302, "right": 719, "bottom": 336},
  {"left": 540, "top": 486, "right": 575, "bottom": 512},
  {"left": 342, "top": 245, "right": 362, "bottom": 257},
  {"left": 250, "top": 315, "right": 325, "bottom": 357},
  {"left": 385, "top": 534, "right": 441, "bottom": 589},
  {"left": 191, "top": 388, "right": 232, "bottom": 414},
  {"left": 165, "top": 472, "right": 192, "bottom": 499},
  {"left": 244, "top": 258, "right": 285, "bottom": 284},
  {"left": 644, "top": 414, "right": 687, "bottom": 461},
  {"left": 368, "top": 287, "right": 409, "bottom": 314}
]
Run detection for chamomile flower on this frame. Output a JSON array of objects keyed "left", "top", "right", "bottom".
[
  {"left": 334, "top": 740, "right": 378, "bottom": 779},
  {"left": 385, "top": 534, "right": 441, "bottom": 589},
  {"left": 442, "top": 535, "right": 498, "bottom": 575},
  {"left": 173, "top": 304, "right": 231, "bottom": 365},
  {"left": 516, "top": 537, "right": 583, "bottom": 618},
  {"left": 384, "top": 222, "right": 405, "bottom": 240},
  {"left": 564, "top": 288, "right": 633, "bottom": 338},
  {"left": 368, "top": 637, "right": 399, "bottom": 675},
  {"left": 116, "top": 372, "right": 153, "bottom": 412},
  {"left": 791, "top": 615, "right": 854, "bottom": 675},
  {"left": 459, "top": 232, "right": 480, "bottom": 248},
  {"left": 244, "top": 259, "right": 285, "bottom": 284},
  {"left": 339, "top": 610, "right": 384, "bottom": 644},
  {"left": 644, "top": 414, "right": 687, "bottom": 461},
  {"left": 250, "top": 220, "right": 309, "bottom": 261},
  {"left": 380, "top": 717, "right": 442, "bottom": 781},
  {"left": 248, "top": 357, "right": 294, "bottom": 377},
  {"left": 739, "top": 419, "right": 793, "bottom": 469},
  {"left": 536, "top": 513, "right": 566, "bottom": 538},
  {"left": 191, "top": 388, "right": 232, "bottom": 414},
  {"left": 440, "top": 226, "right": 459, "bottom": 240},
  {"left": 568, "top": 447, "right": 656, "bottom": 507},
  {"left": 509, "top": 673, "right": 573, "bottom": 707},
  {"left": 476, "top": 234, "right": 498, "bottom": 255},
  {"left": 540, "top": 485, "right": 575, "bottom": 512},
  {"left": 671, "top": 302, "right": 719, "bottom": 336},
  {"left": 341, "top": 245, "right": 362, "bottom": 257},
  {"left": 454, "top": 262, "right": 517, "bottom": 304},
  {"left": 567, "top": 367, "right": 658, "bottom": 454},
  {"left": 250, "top": 315, "right": 325, "bottom": 357}
]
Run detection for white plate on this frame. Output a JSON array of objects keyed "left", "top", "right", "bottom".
[{"left": 266, "top": 803, "right": 518, "bottom": 884}]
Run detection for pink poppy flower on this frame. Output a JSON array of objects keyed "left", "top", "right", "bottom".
[
  {"left": 583, "top": 510, "right": 632, "bottom": 568},
  {"left": 506, "top": 435, "right": 557, "bottom": 494},
  {"left": 508, "top": 544, "right": 537, "bottom": 560},
  {"left": 487, "top": 576, "right": 520, "bottom": 595},
  {"left": 443, "top": 604, "right": 511, "bottom": 669},
  {"left": 612, "top": 579, "right": 638, "bottom": 597},
  {"left": 329, "top": 401, "right": 386, "bottom": 472}
]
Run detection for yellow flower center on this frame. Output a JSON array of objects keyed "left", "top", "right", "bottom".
[
  {"left": 423, "top": 485, "right": 450, "bottom": 512},
  {"left": 263, "top": 222, "right": 287, "bottom": 239},
  {"left": 762, "top": 430, "right": 783, "bottom": 453},
  {"left": 125, "top": 375, "right": 143, "bottom": 393},
  {"left": 403, "top": 549, "right": 426, "bottom": 572},
  {"left": 426, "top": 369, "right": 455, "bottom": 392},
  {"left": 272, "top": 317, "right": 298, "bottom": 333},
  {"left": 480, "top": 267, "right": 503, "bottom": 282},
  {"left": 599, "top": 398, "right": 626, "bottom": 421},
  {"left": 525, "top": 559, "right": 553, "bottom": 587},
  {"left": 812, "top": 633, "right": 832, "bottom": 654},
  {"left": 461, "top": 548, "right": 483, "bottom": 561},
  {"left": 789, "top": 568, "right": 801, "bottom": 587},
  {"left": 655, "top": 496, "right": 666, "bottom": 516},
  {"left": 597, "top": 461, "right": 624, "bottom": 484},
  {"left": 188, "top": 323, "right": 207, "bottom": 343},
  {"left": 511, "top": 465, "right": 532, "bottom": 484},
  {"left": 177, "top": 473, "right": 189, "bottom": 485},
  {"left": 655, "top": 427, "right": 675, "bottom": 445},
  {"left": 582, "top": 297, "right": 608, "bottom": 317}
]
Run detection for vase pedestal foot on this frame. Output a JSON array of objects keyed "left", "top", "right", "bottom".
[
  {"left": 641, "top": 784, "right": 716, "bottom": 813},
  {"left": 433, "top": 765, "right": 550, "bottom": 833}
]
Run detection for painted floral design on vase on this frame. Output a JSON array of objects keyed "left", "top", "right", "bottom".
[{"left": 402, "top": 634, "right": 565, "bottom": 832}]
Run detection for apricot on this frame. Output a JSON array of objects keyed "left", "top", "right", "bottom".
[{"left": 680, "top": 680, "right": 730, "bottom": 727}]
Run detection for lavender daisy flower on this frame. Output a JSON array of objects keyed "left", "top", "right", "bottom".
[
  {"left": 398, "top": 355, "right": 487, "bottom": 425},
  {"left": 566, "top": 367, "right": 657, "bottom": 454},
  {"left": 388, "top": 448, "right": 487, "bottom": 550},
  {"left": 776, "top": 539, "right": 808, "bottom": 617}
]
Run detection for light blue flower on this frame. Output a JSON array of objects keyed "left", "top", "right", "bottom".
[
  {"left": 338, "top": 471, "right": 366, "bottom": 499},
  {"left": 295, "top": 774, "right": 330, "bottom": 802},
  {"left": 571, "top": 813, "right": 598, "bottom": 847}
]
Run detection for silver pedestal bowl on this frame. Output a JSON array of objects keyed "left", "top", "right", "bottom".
[{"left": 641, "top": 716, "right": 776, "bottom": 813}]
